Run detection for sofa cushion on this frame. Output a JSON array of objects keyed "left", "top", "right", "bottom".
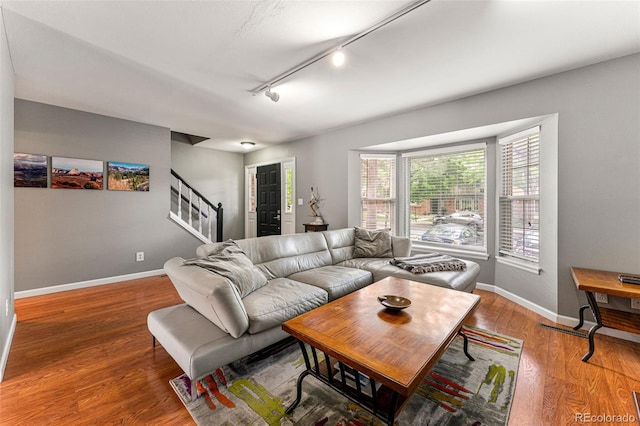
[
  {"left": 353, "top": 227, "right": 393, "bottom": 258},
  {"left": 147, "top": 304, "right": 289, "bottom": 381},
  {"left": 288, "top": 266, "right": 373, "bottom": 301},
  {"left": 242, "top": 233, "right": 333, "bottom": 279},
  {"left": 164, "top": 257, "right": 250, "bottom": 338},
  {"left": 242, "top": 278, "right": 328, "bottom": 334},
  {"left": 337, "top": 257, "right": 391, "bottom": 273},
  {"left": 184, "top": 240, "right": 267, "bottom": 298},
  {"left": 373, "top": 260, "right": 480, "bottom": 293},
  {"left": 323, "top": 228, "right": 356, "bottom": 264},
  {"left": 323, "top": 228, "right": 412, "bottom": 263},
  {"left": 390, "top": 235, "right": 412, "bottom": 258}
]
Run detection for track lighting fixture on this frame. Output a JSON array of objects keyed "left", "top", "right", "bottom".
[
  {"left": 241, "top": 141, "right": 255, "bottom": 149},
  {"left": 249, "top": 0, "right": 432, "bottom": 96},
  {"left": 332, "top": 49, "right": 345, "bottom": 67},
  {"left": 265, "top": 87, "right": 280, "bottom": 103}
]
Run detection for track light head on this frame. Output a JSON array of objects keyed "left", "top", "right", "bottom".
[
  {"left": 265, "top": 87, "right": 280, "bottom": 103},
  {"left": 332, "top": 49, "right": 345, "bottom": 67}
]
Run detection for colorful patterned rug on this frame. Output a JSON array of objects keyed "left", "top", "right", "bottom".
[{"left": 170, "top": 325, "right": 523, "bottom": 425}]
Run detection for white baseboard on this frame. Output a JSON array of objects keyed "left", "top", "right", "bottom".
[
  {"left": 476, "top": 282, "right": 640, "bottom": 343},
  {"left": 0, "top": 313, "right": 17, "bottom": 382},
  {"left": 15, "top": 269, "right": 166, "bottom": 299}
]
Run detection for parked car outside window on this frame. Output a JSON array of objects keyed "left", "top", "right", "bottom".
[
  {"left": 421, "top": 223, "right": 481, "bottom": 246},
  {"left": 434, "top": 211, "right": 484, "bottom": 231}
]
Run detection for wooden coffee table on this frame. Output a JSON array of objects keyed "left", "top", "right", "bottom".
[{"left": 282, "top": 276, "right": 481, "bottom": 425}]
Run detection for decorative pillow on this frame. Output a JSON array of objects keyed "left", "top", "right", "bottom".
[
  {"left": 183, "top": 240, "right": 268, "bottom": 297},
  {"left": 353, "top": 227, "right": 393, "bottom": 258}
]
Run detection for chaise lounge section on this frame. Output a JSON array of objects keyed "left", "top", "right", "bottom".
[{"left": 148, "top": 227, "right": 480, "bottom": 398}]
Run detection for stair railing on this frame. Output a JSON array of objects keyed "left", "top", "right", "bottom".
[{"left": 170, "top": 169, "right": 223, "bottom": 243}]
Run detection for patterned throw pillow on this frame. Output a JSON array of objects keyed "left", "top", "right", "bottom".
[{"left": 353, "top": 227, "right": 393, "bottom": 258}]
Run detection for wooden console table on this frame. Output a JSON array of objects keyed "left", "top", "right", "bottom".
[
  {"left": 303, "top": 223, "right": 328, "bottom": 232},
  {"left": 571, "top": 267, "right": 640, "bottom": 362}
]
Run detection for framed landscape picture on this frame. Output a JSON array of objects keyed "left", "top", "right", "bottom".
[
  {"left": 51, "top": 157, "right": 103, "bottom": 190},
  {"left": 107, "top": 162, "right": 150, "bottom": 191},
  {"left": 14, "top": 153, "right": 48, "bottom": 188}
]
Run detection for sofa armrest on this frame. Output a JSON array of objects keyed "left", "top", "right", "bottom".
[
  {"left": 391, "top": 236, "right": 412, "bottom": 257},
  {"left": 164, "top": 257, "right": 250, "bottom": 338}
]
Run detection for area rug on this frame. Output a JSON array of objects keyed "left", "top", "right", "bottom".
[{"left": 170, "top": 325, "right": 523, "bottom": 426}]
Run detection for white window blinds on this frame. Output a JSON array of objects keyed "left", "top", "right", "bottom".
[
  {"left": 360, "top": 154, "right": 396, "bottom": 231},
  {"left": 403, "top": 143, "right": 486, "bottom": 249},
  {"left": 498, "top": 127, "right": 540, "bottom": 262}
]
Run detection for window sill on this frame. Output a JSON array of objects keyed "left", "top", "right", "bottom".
[
  {"left": 496, "top": 256, "right": 541, "bottom": 275},
  {"left": 412, "top": 243, "right": 490, "bottom": 261}
]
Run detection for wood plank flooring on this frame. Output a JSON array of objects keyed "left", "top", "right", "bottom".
[{"left": 1, "top": 275, "right": 638, "bottom": 425}]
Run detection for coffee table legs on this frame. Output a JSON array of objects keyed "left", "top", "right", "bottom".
[
  {"left": 285, "top": 341, "right": 311, "bottom": 414},
  {"left": 286, "top": 333, "right": 474, "bottom": 423},
  {"left": 285, "top": 340, "right": 400, "bottom": 426},
  {"left": 458, "top": 330, "right": 475, "bottom": 361},
  {"left": 285, "top": 369, "right": 310, "bottom": 415}
]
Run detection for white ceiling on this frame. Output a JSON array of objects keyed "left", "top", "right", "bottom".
[{"left": 2, "top": 0, "right": 639, "bottom": 152}]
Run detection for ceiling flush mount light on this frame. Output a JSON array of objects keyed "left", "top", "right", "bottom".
[
  {"left": 332, "top": 49, "right": 345, "bottom": 67},
  {"left": 265, "top": 86, "right": 280, "bottom": 103},
  {"left": 241, "top": 141, "right": 255, "bottom": 149}
]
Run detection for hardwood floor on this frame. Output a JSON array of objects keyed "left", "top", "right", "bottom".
[{"left": 1, "top": 276, "right": 638, "bottom": 425}]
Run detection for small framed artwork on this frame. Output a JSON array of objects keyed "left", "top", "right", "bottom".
[
  {"left": 14, "top": 153, "right": 48, "bottom": 188},
  {"left": 51, "top": 157, "right": 103, "bottom": 190},
  {"left": 107, "top": 162, "right": 150, "bottom": 191}
]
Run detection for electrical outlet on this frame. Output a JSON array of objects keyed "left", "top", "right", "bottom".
[
  {"left": 136, "top": 252, "right": 144, "bottom": 262},
  {"left": 594, "top": 293, "right": 608, "bottom": 304},
  {"left": 631, "top": 299, "right": 640, "bottom": 310},
  {"left": 298, "top": 198, "right": 303, "bottom": 206}
]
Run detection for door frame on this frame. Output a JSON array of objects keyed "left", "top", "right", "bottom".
[{"left": 245, "top": 157, "right": 296, "bottom": 238}]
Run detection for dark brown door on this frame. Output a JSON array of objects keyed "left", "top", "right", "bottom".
[{"left": 257, "top": 163, "right": 281, "bottom": 236}]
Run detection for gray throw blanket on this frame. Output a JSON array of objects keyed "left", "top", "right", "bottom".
[
  {"left": 390, "top": 253, "right": 467, "bottom": 274},
  {"left": 183, "top": 240, "right": 267, "bottom": 297}
]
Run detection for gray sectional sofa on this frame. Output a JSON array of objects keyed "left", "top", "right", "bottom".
[{"left": 147, "top": 227, "right": 479, "bottom": 398}]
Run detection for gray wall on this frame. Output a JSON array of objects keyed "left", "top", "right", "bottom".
[
  {"left": 14, "top": 100, "right": 202, "bottom": 292},
  {"left": 0, "top": 9, "right": 15, "bottom": 381},
  {"left": 246, "top": 54, "right": 640, "bottom": 318},
  {"left": 171, "top": 140, "right": 245, "bottom": 241}
]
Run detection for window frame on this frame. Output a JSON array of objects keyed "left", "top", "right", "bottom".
[
  {"left": 401, "top": 142, "right": 488, "bottom": 257},
  {"left": 497, "top": 126, "right": 541, "bottom": 273},
  {"left": 359, "top": 153, "right": 397, "bottom": 233}
]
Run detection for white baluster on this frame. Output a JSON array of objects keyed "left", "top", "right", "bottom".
[
  {"left": 207, "top": 204, "right": 212, "bottom": 241},
  {"left": 188, "top": 188, "right": 193, "bottom": 227},
  {"left": 177, "top": 180, "right": 183, "bottom": 220},
  {"left": 198, "top": 197, "right": 203, "bottom": 234}
]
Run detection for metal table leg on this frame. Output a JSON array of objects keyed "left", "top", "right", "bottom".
[
  {"left": 458, "top": 330, "right": 475, "bottom": 361},
  {"left": 285, "top": 370, "right": 310, "bottom": 414},
  {"left": 580, "top": 291, "right": 603, "bottom": 362},
  {"left": 285, "top": 341, "right": 311, "bottom": 414},
  {"left": 573, "top": 305, "right": 591, "bottom": 331},
  {"left": 284, "top": 339, "right": 403, "bottom": 425}
]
